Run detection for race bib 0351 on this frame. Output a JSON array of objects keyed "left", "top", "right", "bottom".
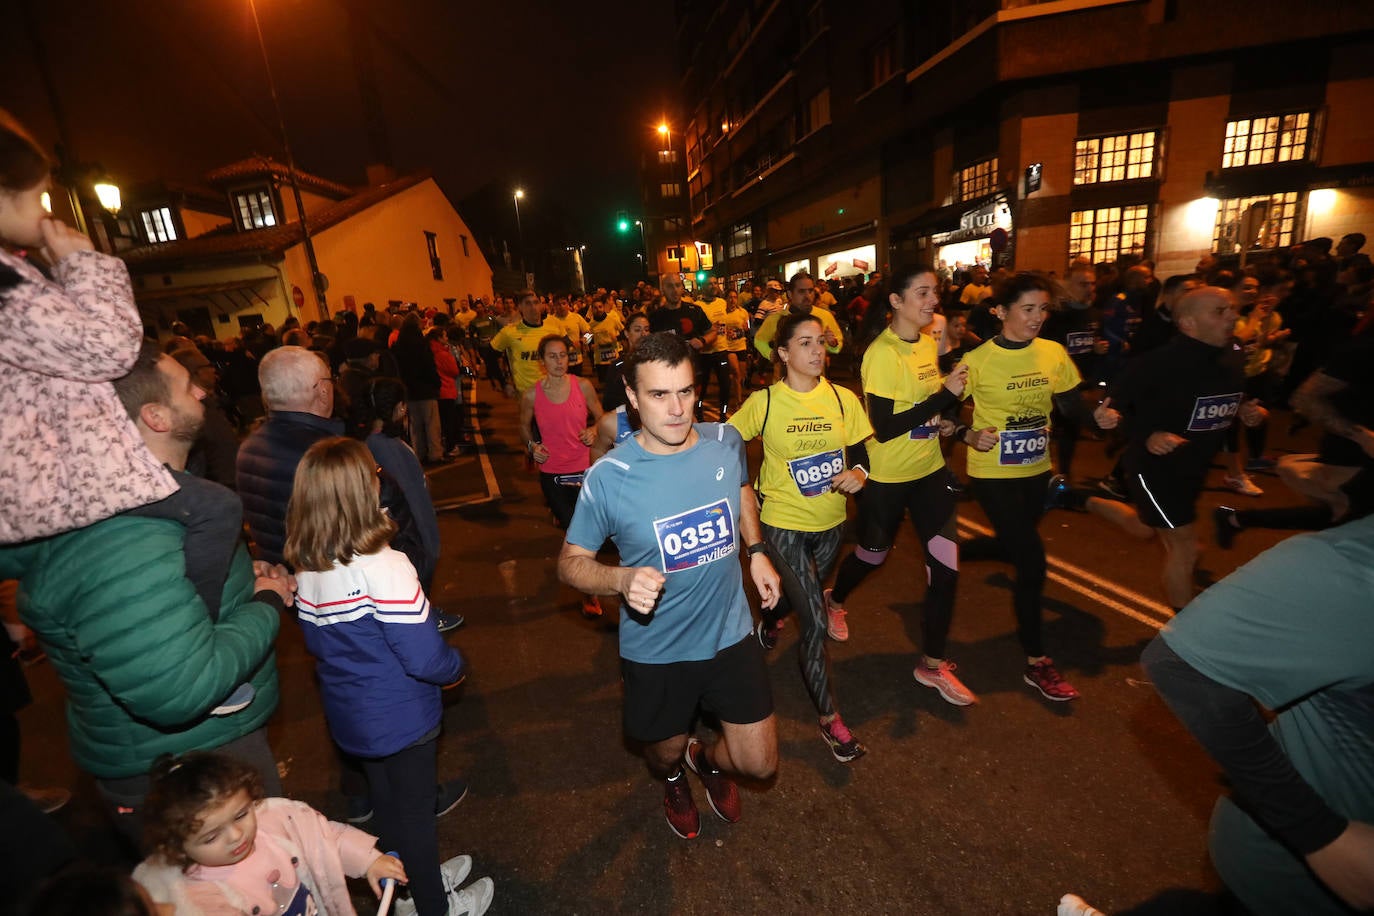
[{"left": 653, "top": 498, "right": 737, "bottom": 572}]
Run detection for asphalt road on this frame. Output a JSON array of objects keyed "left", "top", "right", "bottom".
[{"left": 20, "top": 369, "right": 1312, "bottom": 915}]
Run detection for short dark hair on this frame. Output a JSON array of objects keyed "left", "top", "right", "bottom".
[
  {"left": 111, "top": 339, "right": 170, "bottom": 422},
  {"left": 1161, "top": 273, "right": 1198, "bottom": 295},
  {"left": 624, "top": 331, "right": 691, "bottom": 391},
  {"left": 0, "top": 108, "right": 51, "bottom": 193},
  {"left": 1341, "top": 232, "right": 1366, "bottom": 250},
  {"left": 788, "top": 271, "right": 814, "bottom": 291},
  {"left": 994, "top": 271, "right": 1056, "bottom": 307}
]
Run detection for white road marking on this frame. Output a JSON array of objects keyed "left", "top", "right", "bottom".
[
  {"left": 957, "top": 517, "right": 1172, "bottom": 630},
  {"left": 432, "top": 377, "right": 502, "bottom": 510}
]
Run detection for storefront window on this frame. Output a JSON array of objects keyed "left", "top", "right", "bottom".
[
  {"left": 1213, "top": 191, "right": 1301, "bottom": 253},
  {"left": 783, "top": 259, "right": 811, "bottom": 280},
  {"left": 1223, "top": 114, "right": 1311, "bottom": 169},
  {"left": 817, "top": 245, "right": 876, "bottom": 280}
]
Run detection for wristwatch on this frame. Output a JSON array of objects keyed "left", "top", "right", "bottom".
[{"left": 746, "top": 542, "right": 768, "bottom": 557}]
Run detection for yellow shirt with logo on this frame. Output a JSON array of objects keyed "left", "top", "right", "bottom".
[
  {"left": 699, "top": 297, "right": 729, "bottom": 353},
  {"left": 754, "top": 306, "right": 845, "bottom": 359},
  {"left": 590, "top": 313, "right": 624, "bottom": 366},
  {"left": 730, "top": 379, "right": 872, "bottom": 532},
  {"left": 491, "top": 317, "right": 561, "bottom": 394},
  {"left": 861, "top": 328, "right": 948, "bottom": 483},
  {"left": 549, "top": 311, "right": 591, "bottom": 365},
  {"left": 961, "top": 338, "right": 1081, "bottom": 479},
  {"left": 719, "top": 307, "right": 750, "bottom": 352}
]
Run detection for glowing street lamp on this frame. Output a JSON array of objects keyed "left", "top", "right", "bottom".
[
  {"left": 93, "top": 181, "right": 121, "bottom": 215},
  {"left": 513, "top": 189, "right": 526, "bottom": 275}
]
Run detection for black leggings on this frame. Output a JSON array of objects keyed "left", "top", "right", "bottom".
[
  {"left": 359, "top": 736, "right": 446, "bottom": 916},
  {"left": 963, "top": 473, "right": 1051, "bottom": 657},
  {"left": 762, "top": 523, "right": 843, "bottom": 718},
  {"left": 830, "top": 470, "right": 960, "bottom": 660}
]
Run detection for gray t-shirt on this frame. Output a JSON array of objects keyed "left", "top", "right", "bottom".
[{"left": 567, "top": 423, "right": 752, "bottom": 664}]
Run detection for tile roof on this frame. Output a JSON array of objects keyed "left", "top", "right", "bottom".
[
  {"left": 122, "top": 171, "right": 433, "bottom": 271},
  {"left": 204, "top": 156, "right": 355, "bottom": 199}
]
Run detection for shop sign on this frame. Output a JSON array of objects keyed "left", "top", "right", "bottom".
[{"left": 933, "top": 194, "right": 1012, "bottom": 246}]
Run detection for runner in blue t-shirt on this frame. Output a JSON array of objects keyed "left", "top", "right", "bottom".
[{"left": 559, "top": 332, "right": 781, "bottom": 841}]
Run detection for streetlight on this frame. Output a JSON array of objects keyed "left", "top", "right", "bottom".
[
  {"left": 93, "top": 182, "right": 121, "bottom": 215},
  {"left": 513, "top": 188, "right": 526, "bottom": 277}
]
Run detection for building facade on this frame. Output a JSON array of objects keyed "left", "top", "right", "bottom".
[
  {"left": 121, "top": 158, "right": 493, "bottom": 338},
  {"left": 674, "top": 0, "right": 1374, "bottom": 286}
]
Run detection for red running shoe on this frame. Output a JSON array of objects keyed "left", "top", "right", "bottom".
[
  {"left": 663, "top": 771, "right": 699, "bottom": 839},
  {"left": 684, "top": 737, "right": 741, "bottom": 823},
  {"left": 1024, "top": 658, "right": 1080, "bottom": 701}
]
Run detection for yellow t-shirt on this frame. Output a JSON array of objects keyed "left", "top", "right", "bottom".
[
  {"left": 730, "top": 379, "right": 872, "bottom": 531},
  {"left": 719, "top": 307, "right": 750, "bottom": 352},
  {"left": 590, "top": 313, "right": 623, "bottom": 365},
  {"left": 961, "top": 338, "right": 1081, "bottom": 479},
  {"left": 699, "top": 298, "right": 729, "bottom": 353},
  {"left": 754, "top": 306, "right": 845, "bottom": 359},
  {"left": 491, "top": 317, "right": 561, "bottom": 394},
  {"left": 549, "top": 312, "right": 591, "bottom": 364},
  {"left": 860, "top": 328, "right": 948, "bottom": 483}
]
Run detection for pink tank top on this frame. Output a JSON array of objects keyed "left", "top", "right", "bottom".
[{"left": 534, "top": 378, "right": 590, "bottom": 474}]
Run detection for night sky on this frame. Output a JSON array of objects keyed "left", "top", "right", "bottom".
[{"left": 4, "top": 0, "right": 680, "bottom": 284}]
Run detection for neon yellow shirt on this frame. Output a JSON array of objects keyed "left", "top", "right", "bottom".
[
  {"left": 861, "top": 328, "right": 948, "bottom": 483},
  {"left": 590, "top": 313, "right": 624, "bottom": 365},
  {"left": 699, "top": 297, "right": 729, "bottom": 353},
  {"left": 491, "top": 317, "right": 561, "bottom": 394},
  {"left": 730, "top": 379, "right": 872, "bottom": 531},
  {"left": 961, "top": 338, "right": 1081, "bottom": 479},
  {"left": 754, "top": 306, "right": 844, "bottom": 359},
  {"left": 719, "top": 307, "right": 750, "bottom": 352},
  {"left": 550, "top": 311, "right": 591, "bottom": 364}
]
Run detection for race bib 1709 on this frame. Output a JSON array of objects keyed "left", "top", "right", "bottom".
[
  {"left": 653, "top": 498, "right": 737, "bottom": 572},
  {"left": 787, "top": 449, "right": 844, "bottom": 497},
  {"left": 998, "top": 427, "right": 1049, "bottom": 466},
  {"left": 1187, "top": 393, "right": 1242, "bottom": 432}
]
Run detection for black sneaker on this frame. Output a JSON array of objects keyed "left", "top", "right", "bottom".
[
  {"left": 435, "top": 611, "right": 465, "bottom": 633},
  {"left": 435, "top": 778, "right": 469, "bottom": 817},
  {"left": 344, "top": 794, "right": 374, "bottom": 825},
  {"left": 1044, "top": 474, "right": 1076, "bottom": 511},
  {"left": 1213, "top": 506, "right": 1240, "bottom": 550}
]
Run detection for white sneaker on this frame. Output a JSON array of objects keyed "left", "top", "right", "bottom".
[
  {"left": 447, "top": 877, "right": 494, "bottom": 916},
  {"left": 390, "top": 857, "right": 474, "bottom": 916},
  {"left": 1058, "top": 893, "right": 1107, "bottom": 915},
  {"left": 1224, "top": 473, "right": 1263, "bottom": 497}
]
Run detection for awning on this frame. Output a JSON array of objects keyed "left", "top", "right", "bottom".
[
  {"left": 894, "top": 189, "right": 1012, "bottom": 239},
  {"left": 767, "top": 220, "right": 877, "bottom": 259},
  {"left": 134, "top": 277, "right": 277, "bottom": 302}
]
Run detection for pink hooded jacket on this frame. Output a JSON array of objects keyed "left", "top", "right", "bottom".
[
  {"left": 0, "top": 246, "right": 176, "bottom": 543},
  {"left": 133, "top": 797, "right": 382, "bottom": 916}
]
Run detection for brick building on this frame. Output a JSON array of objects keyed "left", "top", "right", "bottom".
[{"left": 672, "top": 0, "right": 1374, "bottom": 286}]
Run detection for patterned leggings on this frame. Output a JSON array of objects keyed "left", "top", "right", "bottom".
[{"left": 762, "top": 522, "right": 843, "bottom": 718}]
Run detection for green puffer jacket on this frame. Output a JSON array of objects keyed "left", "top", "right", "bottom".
[{"left": 0, "top": 515, "right": 280, "bottom": 779}]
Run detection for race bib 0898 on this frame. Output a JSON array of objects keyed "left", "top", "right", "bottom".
[
  {"left": 787, "top": 449, "right": 844, "bottom": 497},
  {"left": 653, "top": 498, "right": 737, "bottom": 572}
]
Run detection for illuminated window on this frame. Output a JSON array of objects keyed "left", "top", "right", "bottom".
[
  {"left": 728, "top": 222, "right": 753, "bottom": 259},
  {"left": 660, "top": 182, "right": 682, "bottom": 198},
  {"left": 1222, "top": 113, "right": 1311, "bottom": 169},
  {"left": 233, "top": 188, "right": 276, "bottom": 230},
  {"left": 666, "top": 246, "right": 684, "bottom": 261},
  {"left": 1069, "top": 204, "right": 1150, "bottom": 263},
  {"left": 1213, "top": 191, "right": 1301, "bottom": 253},
  {"left": 140, "top": 207, "right": 177, "bottom": 243},
  {"left": 955, "top": 157, "right": 998, "bottom": 203},
  {"left": 1074, "top": 131, "right": 1158, "bottom": 185},
  {"left": 425, "top": 230, "right": 442, "bottom": 280},
  {"left": 657, "top": 149, "right": 678, "bottom": 165}
]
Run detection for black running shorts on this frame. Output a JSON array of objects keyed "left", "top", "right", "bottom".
[
  {"left": 1128, "top": 468, "right": 1204, "bottom": 529},
  {"left": 620, "top": 634, "right": 773, "bottom": 743}
]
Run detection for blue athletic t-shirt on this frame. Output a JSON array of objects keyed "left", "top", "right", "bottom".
[{"left": 567, "top": 423, "right": 752, "bottom": 664}]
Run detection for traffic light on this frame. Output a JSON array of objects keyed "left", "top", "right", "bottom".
[
  {"left": 616, "top": 210, "right": 630, "bottom": 233},
  {"left": 696, "top": 271, "right": 708, "bottom": 285}
]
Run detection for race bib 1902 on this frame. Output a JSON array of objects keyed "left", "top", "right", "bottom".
[
  {"left": 1187, "top": 393, "right": 1242, "bottom": 432},
  {"left": 999, "top": 427, "right": 1049, "bottom": 466},
  {"left": 787, "top": 449, "right": 844, "bottom": 497},
  {"left": 653, "top": 498, "right": 737, "bottom": 572}
]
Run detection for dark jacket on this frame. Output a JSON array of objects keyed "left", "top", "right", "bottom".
[
  {"left": 236, "top": 411, "right": 429, "bottom": 579},
  {"left": 391, "top": 331, "right": 441, "bottom": 401}
]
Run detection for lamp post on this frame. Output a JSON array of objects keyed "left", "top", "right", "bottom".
[
  {"left": 248, "top": 0, "right": 327, "bottom": 318},
  {"left": 513, "top": 188, "right": 526, "bottom": 278},
  {"left": 656, "top": 121, "right": 686, "bottom": 275},
  {"left": 634, "top": 220, "right": 648, "bottom": 279}
]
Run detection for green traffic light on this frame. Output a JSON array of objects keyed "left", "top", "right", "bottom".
[
  {"left": 696, "top": 272, "right": 707, "bottom": 284},
  {"left": 617, "top": 219, "right": 630, "bottom": 232}
]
